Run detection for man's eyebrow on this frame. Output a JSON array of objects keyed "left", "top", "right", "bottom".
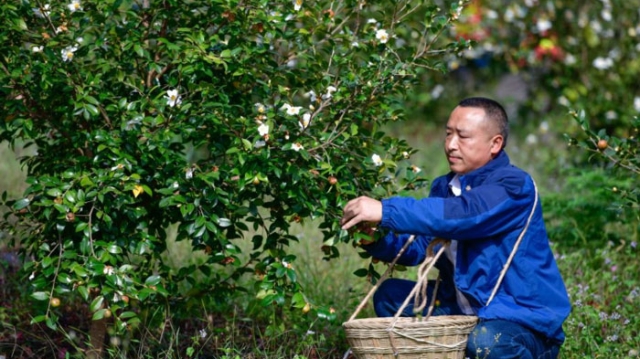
[{"left": 445, "top": 125, "right": 468, "bottom": 133}]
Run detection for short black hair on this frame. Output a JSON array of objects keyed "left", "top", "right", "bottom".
[{"left": 458, "top": 97, "right": 509, "bottom": 149}]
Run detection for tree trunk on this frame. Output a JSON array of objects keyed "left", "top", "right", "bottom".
[{"left": 87, "top": 317, "right": 107, "bottom": 359}]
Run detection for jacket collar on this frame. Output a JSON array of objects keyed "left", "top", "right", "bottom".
[{"left": 445, "top": 150, "right": 511, "bottom": 188}]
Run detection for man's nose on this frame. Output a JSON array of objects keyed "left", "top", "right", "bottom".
[{"left": 446, "top": 136, "right": 458, "bottom": 150}]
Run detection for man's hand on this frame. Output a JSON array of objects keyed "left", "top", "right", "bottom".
[{"left": 340, "top": 196, "right": 382, "bottom": 231}]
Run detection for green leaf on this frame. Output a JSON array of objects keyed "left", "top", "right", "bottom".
[
  {"left": 353, "top": 268, "right": 369, "bottom": 277},
  {"left": 85, "top": 104, "right": 100, "bottom": 117},
  {"left": 31, "top": 315, "right": 47, "bottom": 324},
  {"left": 90, "top": 296, "right": 104, "bottom": 312},
  {"left": 45, "top": 316, "right": 57, "bottom": 330},
  {"left": 145, "top": 275, "right": 161, "bottom": 286},
  {"left": 217, "top": 218, "right": 232, "bottom": 227},
  {"left": 119, "top": 311, "right": 138, "bottom": 319},
  {"left": 46, "top": 188, "right": 62, "bottom": 197},
  {"left": 107, "top": 245, "right": 123, "bottom": 254},
  {"left": 12, "top": 198, "right": 30, "bottom": 210},
  {"left": 31, "top": 292, "right": 49, "bottom": 301},
  {"left": 292, "top": 292, "right": 306, "bottom": 308},
  {"left": 77, "top": 286, "right": 89, "bottom": 301},
  {"left": 92, "top": 308, "right": 107, "bottom": 320}
]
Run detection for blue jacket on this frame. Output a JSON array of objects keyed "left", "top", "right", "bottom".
[{"left": 364, "top": 151, "right": 571, "bottom": 343}]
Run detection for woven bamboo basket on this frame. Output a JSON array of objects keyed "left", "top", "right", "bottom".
[
  {"left": 343, "top": 238, "right": 478, "bottom": 359},
  {"left": 343, "top": 181, "right": 539, "bottom": 359},
  {"left": 344, "top": 315, "right": 477, "bottom": 359}
]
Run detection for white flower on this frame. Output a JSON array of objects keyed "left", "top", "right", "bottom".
[
  {"left": 605, "top": 110, "right": 617, "bottom": 120},
  {"left": 32, "top": 45, "right": 44, "bottom": 53},
  {"left": 61, "top": 45, "right": 78, "bottom": 62},
  {"left": 103, "top": 266, "right": 115, "bottom": 275},
  {"left": 288, "top": 106, "right": 302, "bottom": 116},
  {"left": 258, "top": 123, "right": 269, "bottom": 136},
  {"left": 452, "top": 6, "right": 463, "bottom": 20},
  {"left": 375, "top": 29, "right": 389, "bottom": 44},
  {"left": 367, "top": 18, "right": 378, "bottom": 24},
  {"left": 304, "top": 90, "right": 317, "bottom": 102},
  {"left": 504, "top": 8, "right": 515, "bottom": 22},
  {"left": 322, "top": 86, "right": 337, "bottom": 100},
  {"left": 199, "top": 329, "right": 207, "bottom": 339},
  {"left": 539, "top": 121, "right": 549, "bottom": 133},
  {"left": 634, "top": 97, "right": 640, "bottom": 112},
  {"left": 29, "top": 272, "right": 35, "bottom": 280},
  {"left": 186, "top": 168, "right": 194, "bottom": 179},
  {"left": 255, "top": 140, "right": 266, "bottom": 148},
  {"left": 282, "top": 103, "right": 302, "bottom": 116},
  {"left": 536, "top": 18, "right": 552, "bottom": 33},
  {"left": 165, "top": 89, "right": 182, "bottom": 107},
  {"left": 592, "top": 57, "right": 613, "bottom": 70},
  {"left": 411, "top": 165, "right": 421, "bottom": 174},
  {"left": 371, "top": 154, "right": 383, "bottom": 166},
  {"left": 299, "top": 113, "right": 311, "bottom": 130},
  {"left": 255, "top": 102, "right": 266, "bottom": 113},
  {"left": 351, "top": 41, "right": 360, "bottom": 47},
  {"left": 525, "top": 134, "right": 538, "bottom": 145},
  {"left": 68, "top": 0, "right": 82, "bottom": 12},
  {"left": 402, "top": 151, "right": 410, "bottom": 159},
  {"left": 76, "top": 37, "right": 84, "bottom": 44},
  {"left": 558, "top": 96, "right": 570, "bottom": 107},
  {"left": 292, "top": 143, "right": 304, "bottom": 152},
  {"left": 33, "top": 4, "right": 51, "bottom": 18},
  {"left": 564, "top": 53, "right": 577, "bottom": 65},
  {"left": 431, "top": 84, "right": 444, "bottom": 99},
  {"left": 293, "top": 0, "right": 303, "bottom": 11}
]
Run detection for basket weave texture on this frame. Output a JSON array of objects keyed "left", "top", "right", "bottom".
[{"left": 344, "top": 315, "right": 477, "bottom": 359}]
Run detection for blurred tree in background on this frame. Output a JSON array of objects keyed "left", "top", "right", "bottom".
[{"left": 408, "top": 0, "right": 640, "bottom": 249}]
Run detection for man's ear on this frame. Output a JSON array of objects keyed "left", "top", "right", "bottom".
[{"left": 490, "top": 135, "right": 504, "bottom": 156}]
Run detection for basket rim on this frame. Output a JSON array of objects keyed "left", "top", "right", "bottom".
[{"left": 343, "top": 315, "right": 478, "bottom": 328}]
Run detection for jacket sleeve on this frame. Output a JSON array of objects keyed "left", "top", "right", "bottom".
[
  {"left": 361, "top": 232, "right": 432, "bottom": 266},
  {"left": 379, "top": 175, "right": 535, "bottom": 240}
]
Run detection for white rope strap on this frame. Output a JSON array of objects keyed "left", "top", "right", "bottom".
[
  {"left": 486, "top": 179, "right": 539, "bottom": 305},
  {"left": 347, "top": 234, "right": 418, "bottom": 322}
]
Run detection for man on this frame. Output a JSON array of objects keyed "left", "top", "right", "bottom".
[{"left": 340, "top": 97, "right": 571, "bottom": 359}]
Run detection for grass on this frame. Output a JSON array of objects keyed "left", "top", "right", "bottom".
[{"left": 1, "top": 121, "right": 640, "bottom": 358}]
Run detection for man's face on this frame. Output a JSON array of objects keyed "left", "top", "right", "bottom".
[{"left": 444, "top": 106, "right": 503, "bottom": 175}]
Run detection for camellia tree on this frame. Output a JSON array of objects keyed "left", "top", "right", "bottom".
[{"left": 0, "top": 0, "right": 470, "bottom": 355}]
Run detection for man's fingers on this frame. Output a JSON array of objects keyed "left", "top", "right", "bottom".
[{"left": 341, "top": 214, "right": 362, "bottom": 231}]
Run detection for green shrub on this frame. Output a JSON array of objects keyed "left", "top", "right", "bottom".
[{"left": 0, "top": 0, "right": 468, "bottom": 353}]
